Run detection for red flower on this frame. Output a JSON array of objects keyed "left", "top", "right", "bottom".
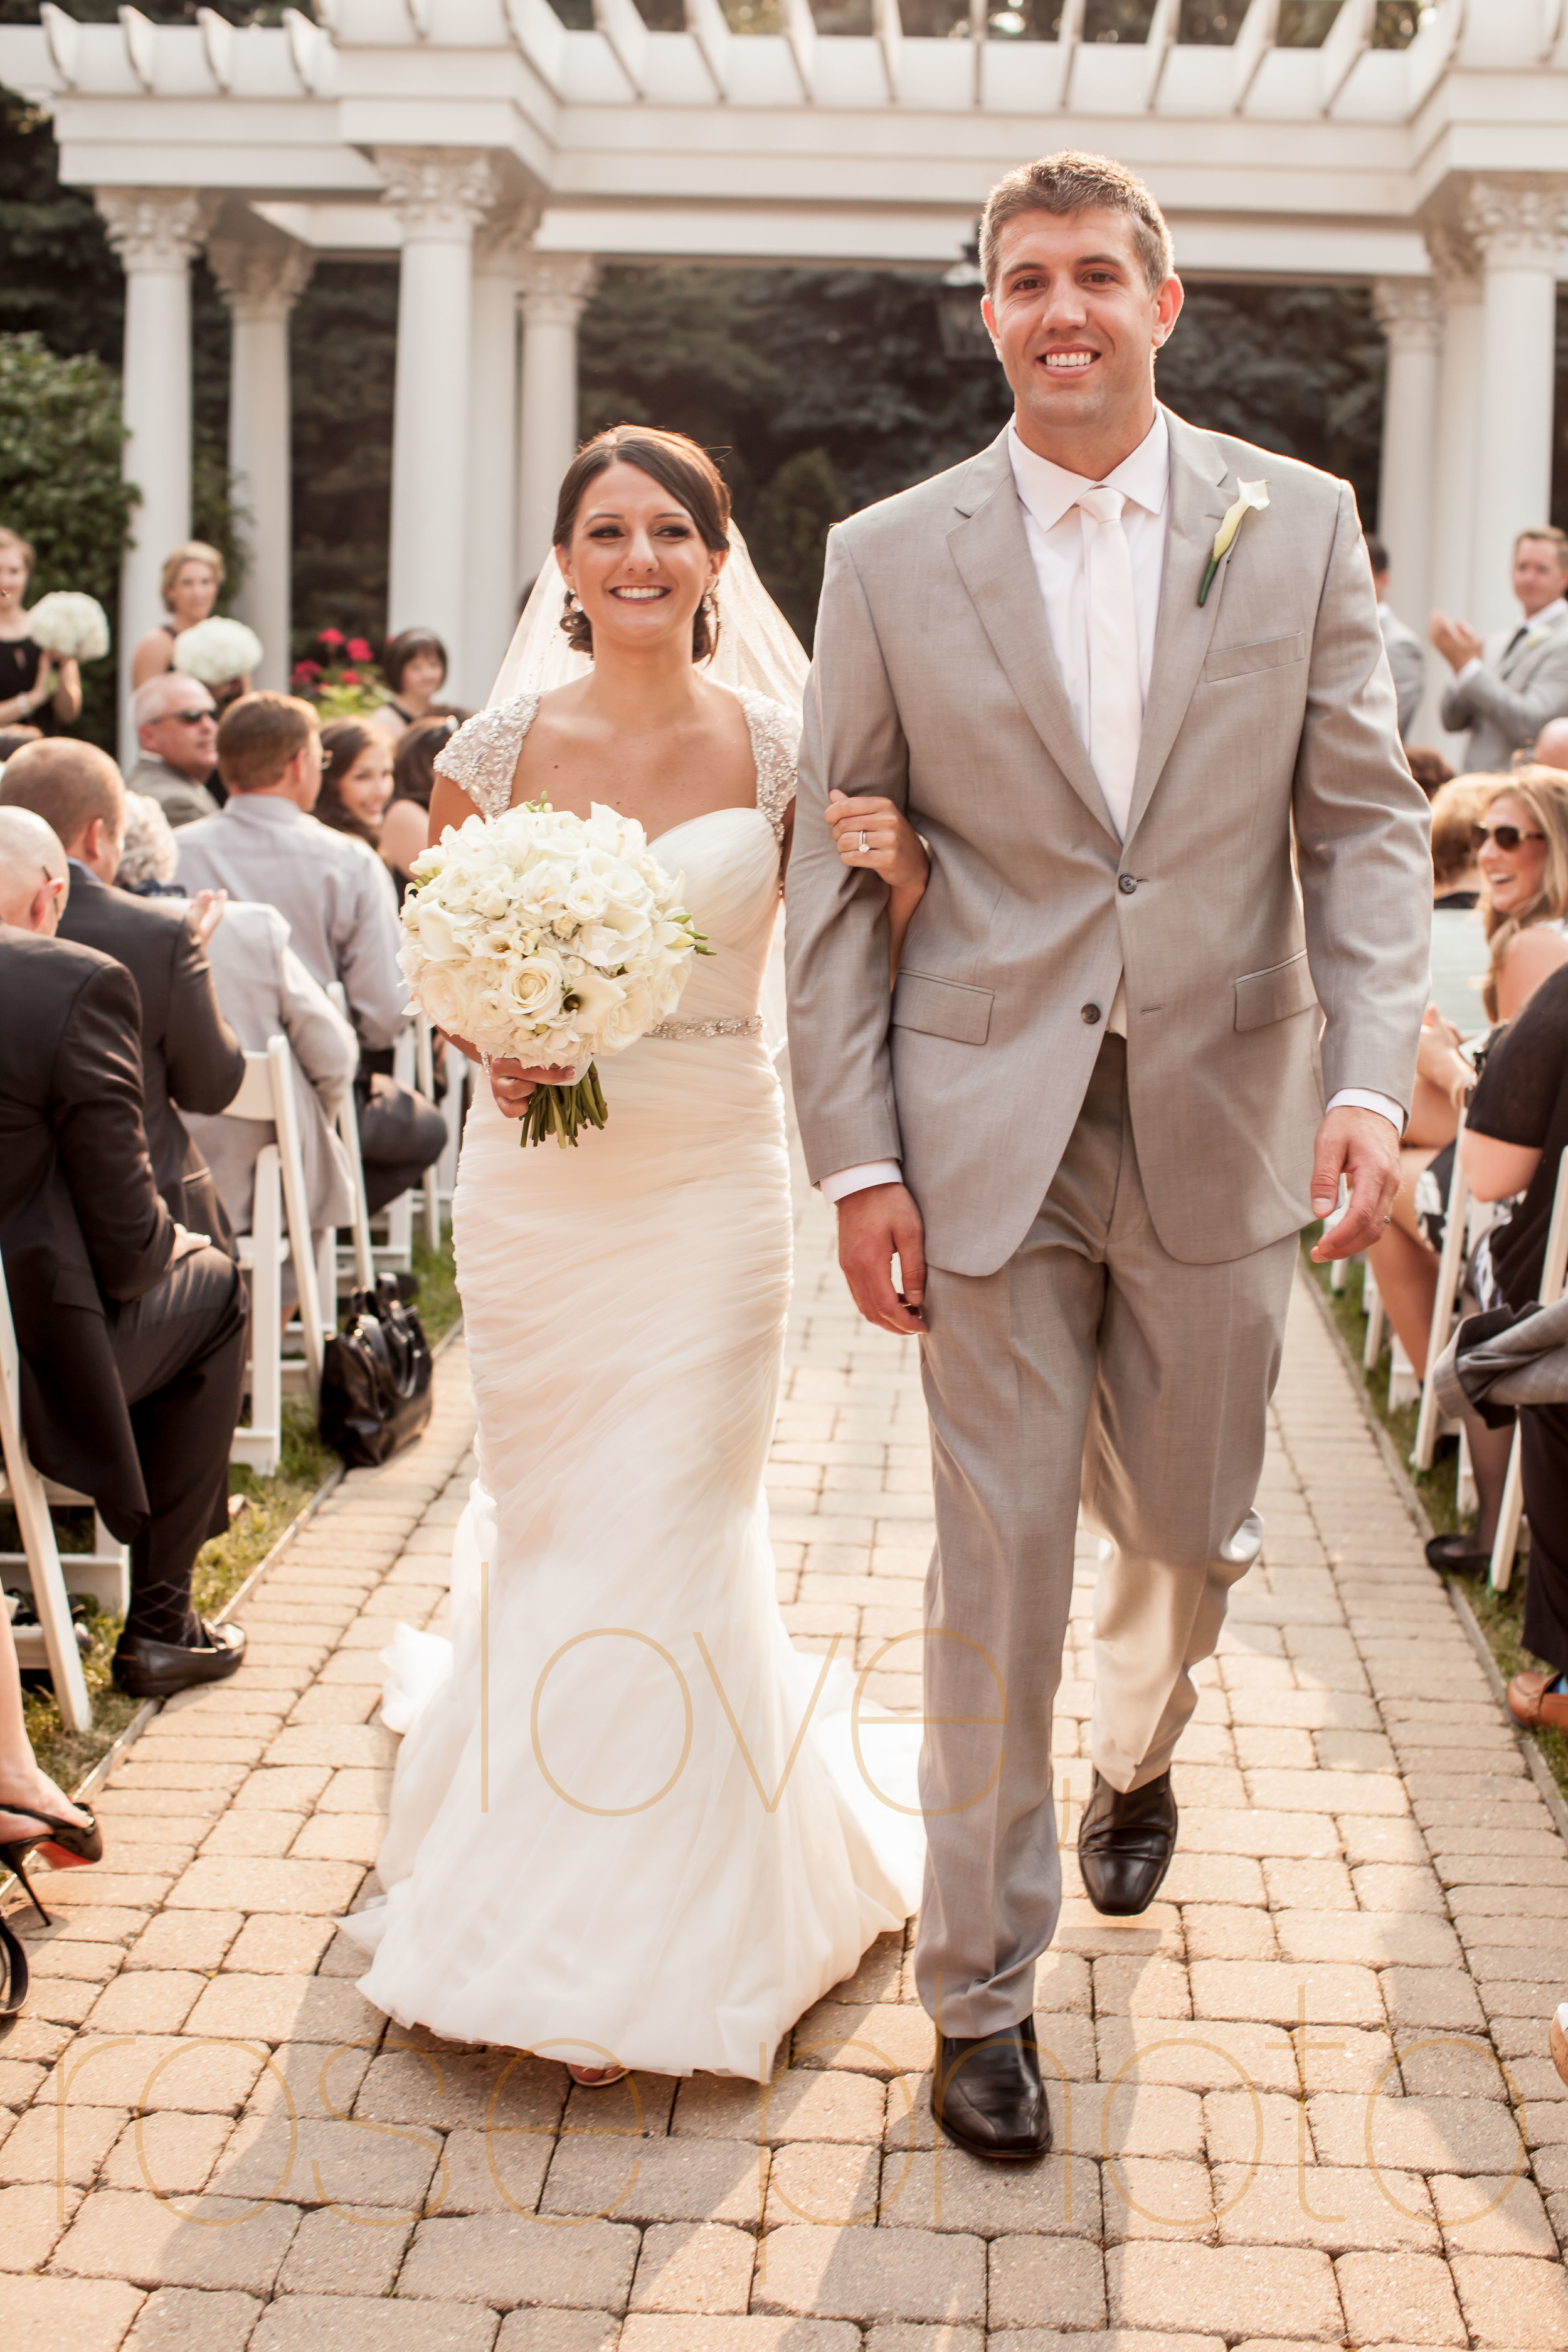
[
  {"left": 341, "top": 669, "right": 361, "bottom": 685},
  {"left": 347, "top": 638, "right": 373, "bottom": 662},
  {"left": 318, "top": 627, "right": 345, "bottom": 648},
  {"left": 292, "top": 658, "right": 322, "bottom": 679}
]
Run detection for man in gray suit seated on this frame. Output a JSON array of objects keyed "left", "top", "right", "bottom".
[
  {"left": 1367, "top": 533, "right": 1424, "bottom": 742},
  {"left": 1434, "top": 527, "right": 1568, "bottom": 773}
]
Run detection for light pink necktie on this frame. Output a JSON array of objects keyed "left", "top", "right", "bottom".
[{"left": 1075, "top": 484, "right": 1143, "bottom": 843}]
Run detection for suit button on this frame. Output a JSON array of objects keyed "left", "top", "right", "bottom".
[
  {"left": 1082, "top": 1003, "right": 1101, "bottom": 1025},
  {"left": 1118, "top": 873, "right": 1138, "bottom": 895}
]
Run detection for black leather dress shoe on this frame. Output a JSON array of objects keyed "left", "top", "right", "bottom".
[
  {"left": 1078, "top": 1767, "right": 1177, "bottom": 1916},
  {"left": 934, "top": 2015, "right": 1052, "bottom": 2161},
  {"left": 113, "top": 1619, "right": 246, "bottom": 1699}
]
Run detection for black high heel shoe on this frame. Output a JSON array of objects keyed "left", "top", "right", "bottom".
[
  {"left": 0, "top": 1909, "right": 27, "bottom": 2018},
  {"left": 0, "top": 1801, "right": 102, "bottom": 1932}
]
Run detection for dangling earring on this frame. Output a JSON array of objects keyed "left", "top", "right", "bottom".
[{"left": 563, "top": 588, "right": 581, "bottom": 614}]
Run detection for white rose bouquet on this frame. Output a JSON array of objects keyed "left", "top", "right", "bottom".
[
  {"left": 172, "top": 615, "right": 262, "bottom": 686},
  {"left": 399, "top": 797, "right": 710, "bottom": 1147},
  {"left": 26, "top": 591, "right": 110, "bottom": 662}
]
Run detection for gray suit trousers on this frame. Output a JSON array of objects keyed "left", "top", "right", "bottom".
[{"left": 912, "top": 1037, "right": 1297, "bottom": 2039}]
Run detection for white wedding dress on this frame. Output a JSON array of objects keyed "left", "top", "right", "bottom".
[{"left": 341, "top": 685, "right": 924, "bottom": 2080}]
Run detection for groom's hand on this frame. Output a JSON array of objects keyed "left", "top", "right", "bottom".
[
  {"left": 837, "top": 1183, "right": 927, "bottom": 1335},
  {"left": 1308, "top": 1106, "right": 1402, "bottom": 1262}
]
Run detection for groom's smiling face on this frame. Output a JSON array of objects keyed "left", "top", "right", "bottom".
[{"left": 983, "top": 206, "right": 1183, "bottom": 477}]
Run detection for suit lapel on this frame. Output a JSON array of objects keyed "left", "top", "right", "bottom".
[
  {"left": 1123, "top": 410, "right": 1232, "bottom": 845},
  {"left": 946, "top": 435, "right": 1117, "bottom": 840}
]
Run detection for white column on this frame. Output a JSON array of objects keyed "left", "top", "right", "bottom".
[
  {"left": 517, "top": 255, "right": 600, "bottom": 588},
  {"left": 1426, "top": 224, "right": 1486, "bottom": 633},
  {"left": 96, "top": 188, "right": 209, "bottom": 755},
  {"left": 379, "top": 149, "right": 495, "bottom": 680},
  {"left": 1466, "top": 177, "right": 1568, "bottom": 637},
  {"left": 1371, "top": 278, "right": 1442, "bottom": 625},
  {"left": 208, "top": 233, "right": 314, "bottom": 692},
  {"left": 465, "top": 214, "right": 535, "bottom": 706}
]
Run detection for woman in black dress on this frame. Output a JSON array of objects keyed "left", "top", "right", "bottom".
[{"left": 0, "top": 529, "right": 82, "bottom": 736}]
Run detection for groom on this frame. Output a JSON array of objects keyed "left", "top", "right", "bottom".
[{"left": 785, "top": 151, "right": 1431, "bottom": 2163}]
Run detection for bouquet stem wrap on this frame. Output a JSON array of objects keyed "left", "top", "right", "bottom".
[{"left": 401, "top": 798, "right": 707, "bottom": 1148}]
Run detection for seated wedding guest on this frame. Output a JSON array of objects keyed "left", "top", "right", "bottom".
[
  {"left": 115, "top": 790, "right": 184, "bottom": 898},
  {"left": 176, "top": 693, "right": 445, "bottom": 1214},
  {"left": 381, "top": 712, "right": 465, "bottom": 898},
  {"left": 1534, "top": 716, "right": 1568, "bottom": 774},
  {"left": 0, "top": 527, "right": 82, "bottom": 738},
  {"left": 129, "top": 673, "right": 222, "bottom": 828},
  {"left": 1439, "top": 968, "right": 1568, "bottom": 1675},
  {"left": 0, "top": 807, "right": 248, "bottom": 1700},
  {"left": 183, "top": 897, "right": 358, "bottom": 1259},
  {"left": 1406, "top": 746, "right": 1454, "bottom": 800},
  {"left": 317, "top": 720, "right": 394, "bottom": 850},
  {"left": 1434, "top": 527, "right": 1568, "bottom": 773},
  {"left": 368, "top": 628, "right": 448, "bottom": 742},
  {"left": 131, "top": 541, "right": 250, "bottom": 697},
  {"left": 1427, "top": 776, "right": 1491, "bottom": 1031},
  {"left": 1367, "top": 533, "right": 1424, "bottom": 741},
  {"left": 1359, "top": 768, "right": 1568, "bottom": 1562},
  {"left": 0, "top": 739, "right": 245, "bottom": 1242}
]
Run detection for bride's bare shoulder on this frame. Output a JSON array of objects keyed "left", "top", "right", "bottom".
[{"left": 434, "top": 691, "right": 543, "bottom": 818}]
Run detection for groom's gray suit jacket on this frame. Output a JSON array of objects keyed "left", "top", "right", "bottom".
[{"left": 785, "top": 411, "right": 1433, "bottom": 1277}]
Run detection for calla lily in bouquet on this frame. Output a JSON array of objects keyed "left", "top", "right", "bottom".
[
  {"left": 399, "top": 797, "right": 711, "bottom": 1148},
  {"left": 174, "top": 615, "right": 263, "bottom": 686},
  {"left": 26, "top": 591, "right": 110, "bottom": 662}
]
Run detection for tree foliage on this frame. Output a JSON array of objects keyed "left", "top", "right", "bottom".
[{"left": 0, "top": 331, "right": 131, "bottom": 742}]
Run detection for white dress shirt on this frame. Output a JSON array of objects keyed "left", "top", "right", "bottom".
[{"left": 821, "top": 415, "right": 1400, "bottom": 1205}]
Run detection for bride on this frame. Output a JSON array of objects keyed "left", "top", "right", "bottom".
[{"left": 342, "top": 426, "right": 932, "bottom": 2084}]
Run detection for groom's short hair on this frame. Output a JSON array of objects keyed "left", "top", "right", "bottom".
[{"left": 980, "top": 152, "right": 1175, "bottom": 298}]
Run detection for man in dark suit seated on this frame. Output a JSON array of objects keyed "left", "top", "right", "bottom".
[
  {"left": 0, "top": 738, "right": 245, "bottom": 1244},
  {"left": 0, "top": 806, "right": 250, "bottom": 1700}
]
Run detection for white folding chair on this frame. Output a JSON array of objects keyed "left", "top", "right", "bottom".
[
  {"left": 228, "top": 1038, "right": 327, "bottom": 1475},
  {"left": 1363, "top": 1261, "right": 1387, "bottom": 1370},
  {"left": 415, "top": 1010, "right": 442, "bottom": 1251},
  {"left": 1490, "top": 1150, "right": 1568, "bottom": 1592},
  {"left": 0, "top": 1254, "right": 97, "bottom": 1730},
  {"left": 1413, "top": 1120, "right": 1471, "bottom": 1473},
  {"left": 435, "top": 1045, "right": 466, "bottom": 1222}
]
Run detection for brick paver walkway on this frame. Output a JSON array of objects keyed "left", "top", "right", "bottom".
[{"left": 5, "top": 1175, "right": 1568, "bottom": 2351}]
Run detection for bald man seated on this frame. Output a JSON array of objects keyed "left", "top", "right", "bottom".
[
  {"left": 1534, "top": 717, "right": 1568, "bottom": 775},
  {"left": 0, "top": 738, "right": 244, "bottom": 1245},
  {"left": 0, "top": 808, "right": 248, "bottom": 1699},
  {"left": 128, "top": 672, "right": 221, "bottom": 827}
]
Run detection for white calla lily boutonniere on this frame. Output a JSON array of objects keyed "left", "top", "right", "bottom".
[{"left": 1199, "top": 479, "right": 1269, "bottom": 607}]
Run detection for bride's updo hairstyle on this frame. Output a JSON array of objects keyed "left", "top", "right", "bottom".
[{"left": 553, "top": 426, "right": 731, "bottom": 664}]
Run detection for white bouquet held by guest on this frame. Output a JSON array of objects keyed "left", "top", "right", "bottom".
[
  {"left": 26, "top": 591, "right": 110, "bottom": 662},
  {"left": 174, "top": 615, "right": 263, "bottom": 686},
  {"left": 400, "top": 795, "right": 709, "bottom": 1146}
]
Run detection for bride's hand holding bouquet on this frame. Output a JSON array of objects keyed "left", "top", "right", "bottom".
[{"left": 399, "top": 793, "right": 709, "bottom": 1147}]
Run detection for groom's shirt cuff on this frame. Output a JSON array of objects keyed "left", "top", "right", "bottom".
[
  {"left": 1328, "top": 1089, "right": 1404, "bottom": 1136},
  {"left": 820, "top": 1160, "right": 903, "bottom": 1204}
]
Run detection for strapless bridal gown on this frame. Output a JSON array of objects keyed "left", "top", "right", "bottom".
[{"left": 341, "top": 686, "right": 923, "bottom": 2080}]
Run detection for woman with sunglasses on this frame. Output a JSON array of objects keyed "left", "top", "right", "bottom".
[{"left": 1362, "top": 766, "right": 1568, "bottom": 1568}]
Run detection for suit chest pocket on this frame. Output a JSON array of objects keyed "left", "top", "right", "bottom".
[{"left": 1202, "top": 632, "right": 1308, "bottom": 685}]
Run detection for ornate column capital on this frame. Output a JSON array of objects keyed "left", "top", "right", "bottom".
[
  {"left": 1464, "top": 176, "right": 1568, "bottom": 266},
  {"left": 1424, "top": 221, "right": 1481, "bottom": 297},
  {"left": 377, "top": 148, "right": 497, "bottom": 243},
  {"left": 208, "top": 234, "right": 315, "bottom": 320},
  {"left": 518, "top": 253, "right": 600, "bottom": 327},
  {"left": 1372, "top": 277, "right": 1443, "bottom": 351},
  {"left": 95, "top": 188, "right": 213, "bottom": 272},
  {"left": 474, "top": 203, "right": 546, "bottom": 283}
]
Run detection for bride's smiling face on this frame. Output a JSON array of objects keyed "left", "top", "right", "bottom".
[{"left": 556, "top": 462, "right": 726, "bottom": 655}]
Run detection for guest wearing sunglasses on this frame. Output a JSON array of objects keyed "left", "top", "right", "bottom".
[
  {"left": 127, "top": 674, "right": 223, "bottom": 829},
  {"left": 1471, "top": 770, "right": 1568, "bottom": 1023}
]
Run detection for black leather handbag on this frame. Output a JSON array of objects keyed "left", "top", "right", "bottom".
[{"left": 319, "top": 1276, "right": 434, "bottom": 1468}]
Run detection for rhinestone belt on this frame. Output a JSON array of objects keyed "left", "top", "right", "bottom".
[{"left": 645, "top": 1014, "right": 764, "bottom": 1041}]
